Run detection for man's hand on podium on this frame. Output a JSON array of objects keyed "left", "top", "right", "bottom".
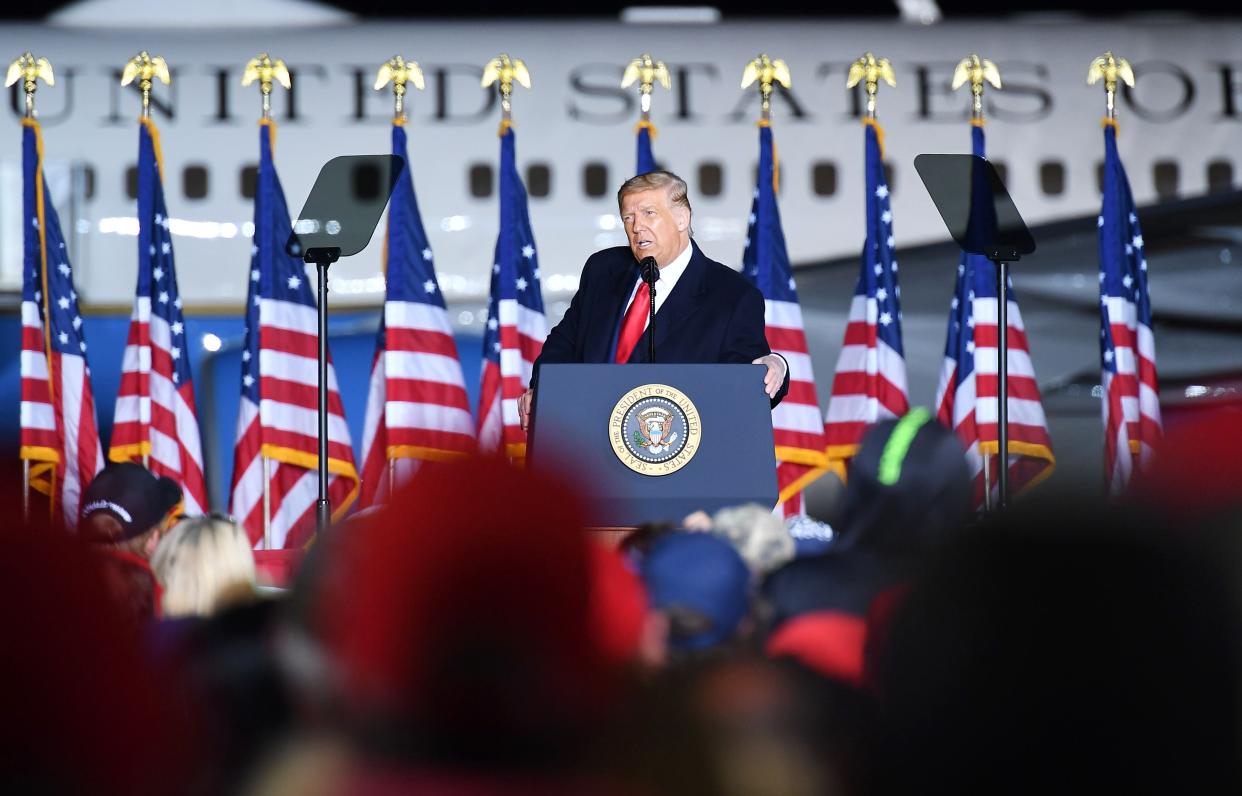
[
  {"left": 753, "top": 353, "right": 788, "bottom": 399},
  {"left": 518, "top": 388, "right": 534, "bottom": 432}
]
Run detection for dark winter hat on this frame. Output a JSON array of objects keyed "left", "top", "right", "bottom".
[
  {"left": 80, "top": 462, "right": 182, "bottom": 541},
  {"left": 836, "top": 408, "right": 972, "bottom": 555}
]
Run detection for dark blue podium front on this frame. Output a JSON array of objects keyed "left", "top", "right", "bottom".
[{"left": 529, "top": 364, "right": 777, "bottom": 527}]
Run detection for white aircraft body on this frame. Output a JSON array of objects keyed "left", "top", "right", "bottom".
[{"left": 2, "top": 9, "right": 1239, "bottom": 313}]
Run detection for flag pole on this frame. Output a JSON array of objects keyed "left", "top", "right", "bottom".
[
  {"left": 122, "top": 54, "right": 169, "bottom": 475},
  {"left": 22, "top": 461, "right": 30, "bottom": 522},
  {"left": 483, "top": 53, "right": 530, "bottom": 133},
  {"left": 376, "top": 56, "right": 425, "bottom": 502},
  {"left": 481, "top": 53, "right": 531, "bottom": 462},
  {"left": 243, "top": 54, "right": 292, "bottom": 542},
  {"left": 262, "top": 454, "right": 271, "bottom": 549},
  {"left": 7, "top": 53, "right": 54, "bottom": 520},
  {"left": 847, "top": 52, "right": 896, "bottom": 121},
  {"left": 953, "top": 54, "right": 1005, "bottom": 508},
  {"left": 1088, "top": 51, "right": 1134, "bottom": 125},
  {"left": 1088, "top": 52, "right": 1137, "bottom": 490},
  {"left": 623, "top": 53, "right": 670, "bottom": 124},
  {"left": 742, "top": 53, "right": 791, "bottom": 124},
  {"left": 982, "top": 456, "right": 993, "bottom": 511}
]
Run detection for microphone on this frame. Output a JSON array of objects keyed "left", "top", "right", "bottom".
[
  {"left": 639, "top": 256, "right": 659, "bottom": 285},
  {"left": 638, "top": 256, "right": 658, "bottom": 363}
]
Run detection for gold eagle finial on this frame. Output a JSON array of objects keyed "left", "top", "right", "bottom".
[
  {"left": 621, "top": 53, "right": 671, "bottom": 118},
  {"left": 120, "top": 51, "right": 171, "bottom": 119},
  {"left": 740, "top": 54, "right": 792, "bottom": 120},
  {"left": 846, "top": 52, "right": 896, "bottom": 118},
  {"left": 482, "top": 53, "right": 531, "bottom": 122},
  {"left": 5, "top": 52, "right": 54, "bottom": 118},
  {"left": 951, "top": 54, "right": 1001, "bottom": 120},
  {"left": 241, "top": 53, "right": 291, "bottom": 120},
  {"left": 374, "top": 55, "right": 425, "bottom": 120},
  {"left": 1088, "top": 51, "right": 1135, "bottom": 120}
]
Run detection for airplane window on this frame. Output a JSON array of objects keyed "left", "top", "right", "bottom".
[
  {"left": 990, "top": 160, "right": 1008, "bottom": 188},
  {"left": 811, "top": 162, "right": 836, "bottom": 196},
  {"left": 125, "top": 165, "right": 139, "bottom": 200},
  {"left": 1207, "top": 160, "right": 1233, "bottom": 194},
  {"left": 583, "top": 162, "right": 608, "bottom": 197},
  {"left": 469, "top": 163, "right": 493, "bottom": 198},
  {"left": 700, "top": 162, "right": 724, "bottom": 197},
  {"left": 240, "top": 165, "right": 258, "bottom": 200},
  {"left": 183, "top": 165, "right": 208, "bottom": 200},
  {"left": 1153, "top": 161, "right": 1178, "bottom": 200},
  {"left": 1039, "top": 161, "right": 1065, "bottom": 196},
  {"left": 750, "top": 163, "right": 784, "bottom": 195},
  {"left": 80, "top": 165, "right": 95, "bottom": 201},
  {"left": 526, "top": 163, "right": 551, "bottom": 198}
]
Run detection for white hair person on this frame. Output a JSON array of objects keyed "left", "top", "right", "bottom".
[
  {"left": 708, "top": 503, "right": 796, "bottom": 578},
  {"left": 152, "top": 515, "right": 257, "bottom": 617}
]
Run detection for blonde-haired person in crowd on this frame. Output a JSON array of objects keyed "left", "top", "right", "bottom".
[
  {"left": 682, "top": 503, "right": 797, "bottom": 579},
  {"left": 152, "top": 515, "right": 257, "bottom": 617}
]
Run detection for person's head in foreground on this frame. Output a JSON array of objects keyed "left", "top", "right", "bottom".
[
  {"left": 872, "top": 503, "right": 1242, "bottom": 794},
  {"left": 0, "top": 529, "right": 193, "bottom": 795},
  {"left": 152, "top": 514, "right": 256, "bottom": 618},
  {"left": 317, "top": 456, "right": 619, "bottom": 783},
  {"left": 79, "top": 461, "right": 182, "bottom": 558}
]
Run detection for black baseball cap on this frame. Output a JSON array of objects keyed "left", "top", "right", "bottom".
[{"left": 80, "top": 462, "right": 182, "bottom": 541}]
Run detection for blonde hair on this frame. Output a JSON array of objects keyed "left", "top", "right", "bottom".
[
  {"left": 710, "top": 503, "right": 795, "bottom": 577},
  {"left": 617, "top": 170, "right": 693, "bottom": 236},
  {"left": 152, "top": 516, "right": 256, "bottom": 617}
]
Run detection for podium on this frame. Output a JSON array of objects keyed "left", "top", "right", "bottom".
[{"left": 529, "top": 364, "right": 777, "bottom": 527}]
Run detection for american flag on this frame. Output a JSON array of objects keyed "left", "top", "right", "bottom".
[
  {"left": 19, "top": 118, "right": 103, "bottom": 526},
  {"left": 824, "top": 119, "right": 909, "bottom": 473},
  {"left": 230, "top": 119, "right": 359, "bottom": 548},
  {"left": 934, "top": 123, "right": 1055, "bottom": 508},
  {"left": 1099, "top": 119, "right": 1161, "bottom": 492},
  {"left": 109, "top": 119, "right": 207, "bottom": 516},
  {"left": 636, "top": 120, "right": 656, "bottom": 174},
  {"left": 358, "top": 122, "right": 475, "bottom": 507},
  {"left": 742, "top": 122, "right": 829, "bottom": 517},
  {"left": 477, "top": 125, "right": 546, "bottom": 458}
]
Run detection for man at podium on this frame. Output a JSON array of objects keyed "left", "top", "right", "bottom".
[{"left": 519, "top": 171, "right": 789, "bottom": 431}]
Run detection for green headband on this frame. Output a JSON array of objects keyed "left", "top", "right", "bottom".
[{"left": 877, "top": 408, "right": 933, "bottom": 486}]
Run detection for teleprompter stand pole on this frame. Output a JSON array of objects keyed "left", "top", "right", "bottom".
[
  {"left": 988, "top": 251, "right": 1016, "bottom": 509},
  {"left": 306, "top": 246, "right": 340, "bottom": 533}
]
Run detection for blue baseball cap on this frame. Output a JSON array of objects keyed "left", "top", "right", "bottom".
[{"left": 639, "top": 533, "right": 752, "bottom": 651}]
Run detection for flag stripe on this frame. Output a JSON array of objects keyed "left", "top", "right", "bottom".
[
  {"left": 230, "top": 120, "right": 358, "bottom": 548},
  {"left": 932, "top": 124, "right": 1054, "bottom": 508},
  {"left": 359, "top": 123, "right": 476, "bottom": 506},
  {"left": 477, "top": 127, "right": 546, "bottom": 457},
  {"left": 742, "top": 124, "right": 829, "bottom": 518},
  {"left": 1099, "top": 121, "right": 1161, "bottom": 492},
  {"left": 20, "top": 119, "right": 102, "bottom": 525}
]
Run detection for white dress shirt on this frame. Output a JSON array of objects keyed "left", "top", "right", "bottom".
[{"left": 621, "top": 240, "right": 693, "bottom": 330}]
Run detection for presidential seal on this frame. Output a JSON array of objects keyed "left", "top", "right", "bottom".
[{"left": 609, "top": 383, "right": 702, "bottom": 476}]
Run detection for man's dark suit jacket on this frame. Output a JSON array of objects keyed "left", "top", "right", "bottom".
[{"left": 533, "top": 241, "right": 790, "bottom": 406}]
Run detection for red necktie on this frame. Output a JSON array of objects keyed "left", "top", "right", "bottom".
[{"left": 614, "top": 280, "right": 652, "bottom": 363}]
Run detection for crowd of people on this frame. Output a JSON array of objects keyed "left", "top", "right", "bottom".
[{"left": 4, "top": 405, "right": 1242, "bottom": 795}]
